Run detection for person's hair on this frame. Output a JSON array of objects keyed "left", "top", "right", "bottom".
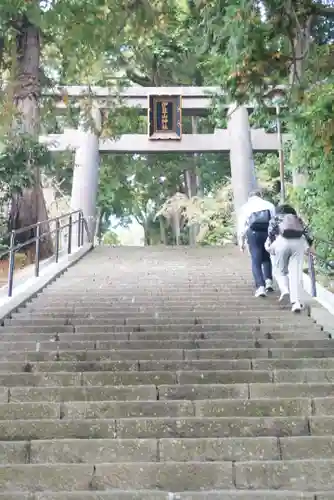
[
  {"left": 276, "top": 204, "right": 297, "bottom": 215},
  {"left": 248, "top": 189, "right": 263, "bottom": 199}
]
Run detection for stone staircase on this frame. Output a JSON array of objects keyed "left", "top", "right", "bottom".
[{"left": 0, "top": 245, "right": 334, "bottom": 499}]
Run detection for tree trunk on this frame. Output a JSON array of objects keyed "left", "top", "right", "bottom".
[
  {"left": 144, "top": 225, "right": 151, "bottom": 246},
  {"left": 159, "top": 216, "right": 166, "bottom": 245},
  {"left": 290, "top": 20, "right": 312, "bottom": 188},
  {"left": 12, "top": 14, "right": 53, "bottom": 260}
]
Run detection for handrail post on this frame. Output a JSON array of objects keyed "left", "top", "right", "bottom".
[
  {"left": 81, "top": 216, "right": 85, "bottom": 246},
  {"left": 68, "top": 214, "right": 72, "bottom": 254},
  {"left": 35, "top": 223, "right": 41, "bottom": 277},
  {"left": 7, "top": 231, "right": 15, "bottom": 297},
  {"left": 77, "top": 212, "right": 82, "bottom": 248},
  {"left": 55, "top": 219, "right": 60, "bottom": 263},
  {"left": 308, "top": 251, "right": 317, "bottom": 297}
]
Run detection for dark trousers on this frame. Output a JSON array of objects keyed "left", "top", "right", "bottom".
[{"left": 247, "top": 229, "right": 272, "bottom": 288}]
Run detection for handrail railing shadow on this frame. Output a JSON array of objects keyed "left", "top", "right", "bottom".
[{"left": 0, "top": 210, "right": 91, "bottom": 297}]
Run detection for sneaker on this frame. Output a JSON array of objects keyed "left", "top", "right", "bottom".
[
  {"left": 265, "top": 279, "right": 274, "bottom": 292},
  {"left": 291, "top": 301, "right": 302, "bottom": 313},
  {"left": 279, "top": 291, "right": 290, "bottom": 305},
  {"left": 255, "top": 286, "right": 266, "bottom": 298}
]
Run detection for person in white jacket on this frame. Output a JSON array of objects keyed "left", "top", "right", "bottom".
[
  {"left": 265, "top": 204, "right": 314, "bottom": 313},
  {"left": 238, "top": 190, "right": 276, "bottom": 298}
]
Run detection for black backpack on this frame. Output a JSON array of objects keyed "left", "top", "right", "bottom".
[{"left": 248, "top": 209, "right": 271, "bottom": 232}]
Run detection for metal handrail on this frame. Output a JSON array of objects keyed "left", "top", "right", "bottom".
[
  {"left": 0, "top": 209, "right": 91, "bottom": 297},
  {"left": 307, "top": 236, "right": 334, "bottom": 298}
]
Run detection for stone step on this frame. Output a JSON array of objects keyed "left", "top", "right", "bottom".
[
  {"left": 0, "top": 325, "right": 320, "bottom": 335},
  {"left": 0, "top": 462, "right": 234, "bottom": 491},
  {"left": 0, "top": 492, "right": 319, "bottom": 500},
  {"left": 0, "top": 369, "right": 276, "bottom": 387},
  {"left": 23, "top": 305, "right": 295, "bottom": 315},
  {"left": 26, "top": 300, "right": 298, "bottom": 310},
  {"left": 149, "top": 358, "right": 334, "bottom": 371},
  {"left": 1, "top": 245, "right": 329, "bottom": 497},
  {"left": 41, "top": 280, "right": 259, "bottom": 285},
  {"left": 0, "top": 340, "right": 258, "bottom": 352},
  {"left": 1, "top": 318, "right": 316, "bottom": 331},
  {"left": 0, "top": 348, "right": 271, "bottom": 362},
  {"left": 194, "top": 397, "right": 312, "bottom": 417},
  {"left": 0, "top": 436, "right": 281, "bottom": 464},
  {"left": 7, "top": 382, "right": 334, "bottom": 403},
  {"left": 273, "top": 369, "right": 334, "bottom": 383},
  {"left": 0, "top": 339, "right": 330, "bottom": 353},
  {"left": 0, "top": 331, "right": 326, "bottom": 343},
  {"left": 0, "top": 323, "right": 321, "bottom": 336},
  {"left": 8, "top": 384, "right": 158, "bottom": 402},
  {"left": 252, "top": 358, "right": 334, "bottom": 370},
  {"left": 31, "top": 297, "right": 281, "bottom": 305},
  {"left": 5, "top": 347, "right": 334, "bottom": 363},
  {"left": 8, "top": 311, "right": 311, "bottom": 324},
  {"left": 0, "top": 359, "right": 254, "bottom": 373},
  {"left": 0, "top": 371, "right": 178, "bottom": 387},
  {"left": 0, "top": 460, "right": 334, "bottom": 491},
  {"left": 27, "top": 293, "right": 280, "bottom": 301},
  {"left": 162, "top": 383, "right": 334, "bottom": 400},
  {"left": 21, "top": 304, "right": 293, "bottom": 313},
  {"left": 0, "top": 400, "right": 193, "bottom": 420},
  {"left": 0, "top": 397, "right": 315, "bottom": 420},
  {"left": 248, "top": 383, "right": 334, "bottom": 399},
  {"left": 280, "top": 436, "right": 334, "bottom": 459},
  {"left": 313, "top": 397, "right": 334, "bottom": 415},
  {"left": 3, "top": 368, "right": 334, "bottom": 387},
  {"left": 0, "top": 415, "right": 322, "bottom": 440},
  {"left": 5, "top": 306, "right": 314, "bottom": 325},
  {"left": 12, "top": 301, "right": 310, "bottom": 312},
  {"left": 36, "top": 288, "right": 271, "bottom": 295},
  {"left": 1, "top": 357, "right": 331, "bottom": 374},
  {"left": 10, "top": 361, "right": 334, "bottom": 383},
  {"left": 114, "top": 416, "right": 311, "bottom": 439},
  {"left": 234, "top": 459, "right": 334, "bottom": 490},
  {"left": 164, "top": 436, "right": 334, "bottom": 462},
  {"left": 10, "top": 346, "right": 334, "bottom": 363}
]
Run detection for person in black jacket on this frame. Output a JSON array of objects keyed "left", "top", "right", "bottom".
[{"left": 265, "top": 204, "right": 313, "bottom": 313}]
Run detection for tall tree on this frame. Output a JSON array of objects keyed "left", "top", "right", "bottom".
[
  {"left": 198, "top": 0, "right": 334, "bottom": 103},
  {"left": 0, "top": 0, "right": 161, "bottom": 256}
]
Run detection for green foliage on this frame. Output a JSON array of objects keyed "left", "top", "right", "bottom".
[
  {"left": 199, "top": 0, "right": 334, "bottom": 105},
  {"left": 284, "top": 82, "right": 334, "bottom": 247},
  {"left": 0, "top": 134, "right": 54, "bottom": 200},
  {"left": 157, "top": 184, "right": 235, "bottom": 246},
  {"left": 97, "top": 150, "right": 233, "bottom": 245},
  {"left": 102, "top": 230, "right": 120, "bottom": 246},
  {"left": 0, "top": 0, "right": 333, "bottom": 258}
]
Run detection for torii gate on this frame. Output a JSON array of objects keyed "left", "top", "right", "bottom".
[{"left": 39, "top": 86, "right": 287, "bottom": 240}]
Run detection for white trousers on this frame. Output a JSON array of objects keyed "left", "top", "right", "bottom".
[{"left": 272, "top": 235, "right": 307, "bottom": 303}]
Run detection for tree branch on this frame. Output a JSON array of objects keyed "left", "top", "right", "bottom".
[
  {"left": 314, "top": 3, "right": 334, "bottom": 17},
  {"left": 125, "top": 69, "right": 153, "bottom": 86}
]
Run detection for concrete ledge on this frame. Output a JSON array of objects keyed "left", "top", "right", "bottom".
[
  {"left": 303, "top": 272, "right": 334, "bottom": 335},
  {"left": 0, "top": 243, "right": 93, "bottom": 322}
]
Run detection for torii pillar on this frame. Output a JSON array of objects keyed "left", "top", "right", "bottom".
[
  {"left": 70, "top": 105, "right": 101, "bottom": 244},
  {"left": 228, "top": 104, "right": 257, "bottom": 215}
]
